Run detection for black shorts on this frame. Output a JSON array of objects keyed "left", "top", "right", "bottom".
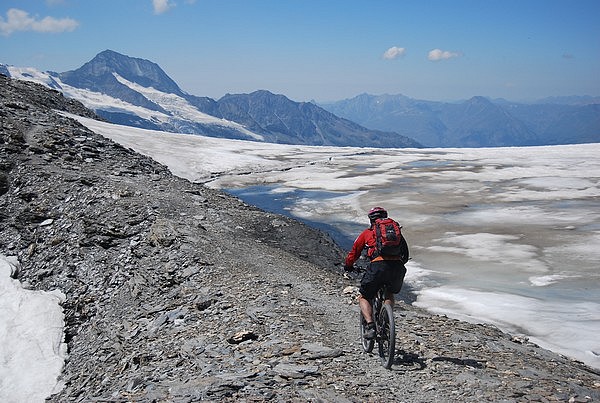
[{"left": 359, "top": 260, "right": 406, "bottom": 300}]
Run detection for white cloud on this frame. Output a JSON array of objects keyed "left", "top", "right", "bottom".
[
  {"left": 428, "top": 48, "right": 461, "bottom": 61},
  {"left": 383, "top": 46, "right": 406, "bottom": 60},
  {"left": 0, "top": 8, "right": 79, "bottom": 36},
  {"left": 153, "top": 0, "right": 176, "bottom": 14}
]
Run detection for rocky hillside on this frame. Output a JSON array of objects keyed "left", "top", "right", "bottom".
[{"left": 1, "top": 74, "right": 599, "bottom": 402}]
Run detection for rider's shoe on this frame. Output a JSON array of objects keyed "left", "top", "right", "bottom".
[{"left": 364, "top": 322, "right": 376, "bottom": 339}]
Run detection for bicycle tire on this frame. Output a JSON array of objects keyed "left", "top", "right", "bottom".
[
  {"left": 377, "top": 302, "right": 395, "bottom": 369},
  {"left": 359, "top": 310, "right": 374, "bottom": 353}
]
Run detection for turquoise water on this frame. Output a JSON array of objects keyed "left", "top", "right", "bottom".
[{"left": 226, "top": 186, "right": 356, "bottom": 248}]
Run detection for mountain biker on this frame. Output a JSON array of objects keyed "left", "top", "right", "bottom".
[{"left": 344, "top": 207, "right": 408, "bottom": 339}]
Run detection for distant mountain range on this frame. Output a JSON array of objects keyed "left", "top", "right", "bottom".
[
  {"left": 1, "top": 50, "right": 420, "bottom": 148},
  {"left": 2, "top": 50, "right": 598, "bottom": 148},
  {"left": 319, "top": 93, "right": 600, "bottom": 147}
]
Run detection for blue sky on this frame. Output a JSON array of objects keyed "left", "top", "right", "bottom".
[{"left": 1, "top": 0, "right": 599, "bottom": 102}]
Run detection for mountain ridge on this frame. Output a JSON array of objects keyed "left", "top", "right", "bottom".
[
  {"left": 320, "top": 93, "right": 599, "bottom": 147},
  {"left": 2, "top": 50, "right": 421, "bottom": 148},
  {"left": 215, "top": 90, "right": 420, "bottom": 147},
  {"left": 3, "top": 49, "right": 598, "bottom": 148}
]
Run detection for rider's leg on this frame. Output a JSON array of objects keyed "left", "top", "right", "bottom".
[
  {"left": 359, "top": 294, "right": 376, "bottom": 339},
  {"left": 384, "top": 290, "right": 395, "bottom": 306},
  {"left": 358, "top": 294, "right": 373, "bottom": 323},
  {"left": 384, "top": 261, "right": 406, "bottom": 306}
]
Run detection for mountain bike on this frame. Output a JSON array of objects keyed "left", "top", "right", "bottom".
[{"left": 356, "top": 270, "right": 396, "bottom": 369}]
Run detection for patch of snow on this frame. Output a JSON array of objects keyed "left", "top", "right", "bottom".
[{"left": 0, "top": 255, "right": 67, "bottom": 403}]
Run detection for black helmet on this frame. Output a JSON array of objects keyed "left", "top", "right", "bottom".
[{"left": 368, "top": 206, "right": 388, "bottom": 221}]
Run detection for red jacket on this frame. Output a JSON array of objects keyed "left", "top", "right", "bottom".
[
  {"left": 345, "top": 225, "right": 406, "bottom": 267},
  {"left": 345, "top": 227, "right": 375, "bottom": 267}
]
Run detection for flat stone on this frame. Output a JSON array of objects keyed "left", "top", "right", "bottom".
[{"left": 273, "top": 363, "right": 320, "bottom": 379}]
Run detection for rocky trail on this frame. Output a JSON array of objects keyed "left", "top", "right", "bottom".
[{"left": 2, "top": 74, "right": 600, "bottom": 402}]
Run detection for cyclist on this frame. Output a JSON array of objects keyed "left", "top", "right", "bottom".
[{"left": 344, "top": 207, "right": 408, "bottom": 339}]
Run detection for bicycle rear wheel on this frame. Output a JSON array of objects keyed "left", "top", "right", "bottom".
[
  {"left": 359, "top": 311, "right": 374, "bottom": 353},
  {"left": 377, "top": 303, "right": 395, "bottom": 369}
]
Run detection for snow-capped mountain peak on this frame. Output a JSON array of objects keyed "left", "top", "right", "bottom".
[
  {"left": 3, "top": 59, "right": 265, "bottom": 141},
  {"left": 61, "top": 49, "right": 183, "bottom": 96}
]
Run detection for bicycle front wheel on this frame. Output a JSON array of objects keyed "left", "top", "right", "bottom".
[
  {"left": 359, "top": 310, "right": 374, "bottom": 353},
  {"left": 377, "top": 303, "right": 395, "bottom": 369}
]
